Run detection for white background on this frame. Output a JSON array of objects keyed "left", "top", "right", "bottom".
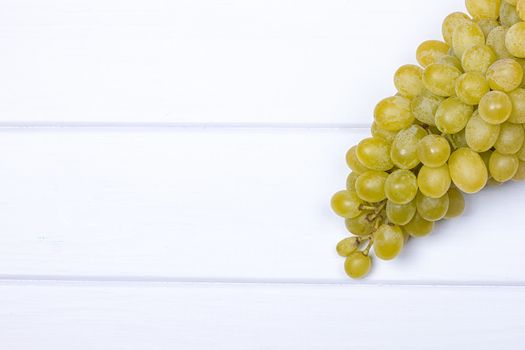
[{"left": 0, "top": 0, "right": 524, "bottom": 348}]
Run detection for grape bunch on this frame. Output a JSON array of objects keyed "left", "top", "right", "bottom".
[{"left": 331, "top": 0, "right": 525, "bottom": 279}]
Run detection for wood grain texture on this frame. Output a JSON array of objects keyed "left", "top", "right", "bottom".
[
  {"left": 0, "top": 0, "right": 460, "bottom": 125},
  {"left": 0, "top": 128, "right": 523, "bottom": 284},
  {"left": 1, "top": 281, "right": 524, "bottom": 350}
]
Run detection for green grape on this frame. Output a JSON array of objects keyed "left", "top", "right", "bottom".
[
  {"left": 345, "top": 213, "right": 375, "bottom": 236},
  {"left": 403, "top": 212, "right": 434, "bottom": 238},
  {"left": 417, "top": 135, "right": 451, "bottom": 168},
  {"left": 506, "top": 22, "right": 525, "bottom": 58},
  {"left": 417, "top": 164, "right": 451, "bottom": 198},
  {"left": 416, "top": 191, "right": 450, "bottom": 222},
  {"left": 374, "top": 96, "right": 415, "bottom": 131},
  {"left": 519, "top": 0, "right": 525, "bottom": 19},
  {"left": 386, "top": 200, "right": 416, "bottom": 225},
  {"left": 416, "top": 40, "right": 450, "bottom": 67},
  {"left": 435, "top": 96, "right": 474, "bottom": 133},
  {"left": 465, "top": 111, "right": 501, "bottom": 152},
  {"left": 465, "top": 0, "right": 501, "bottom": 19},
  {"left": 394, "top": 65, "right": 424, "bottom": 98},
  {"left": 487, "top": 26, "right": 512, "bottom": 59},
  {"left": 344, "top": 252, "right": 372, "bottom": 279},
  {"left": 461, "top": 45, "right": 496, "bottom": 74},
  {"left": 346, "top": 146, "right": 369, "bottom": 174},
  {"left": 455, "top": 72, "right": 490, "bottom": 105},
  {"left": 452, "top": 21, "right": 485, "bottom": 59},
  {"left": 331, "top": 190, "right": 363, "bottom": 218},
  {"left": 384, "top": 169, "right": 418, "bottom": 204},
  {"left": 371, "top": 121, "right": 398, "bottom": 144},
  {"left": 437, "top": 55, "right": 464, "bottom": 71},
  {"left": 494, "top": 122, "right": 525, "bottom": 154},
  {"left": 489, "top": 151, "right": 519, "bottom": 182},
  {"left": 445, "top": 187, "right": 466, "bottom": 219},
  {"left": 336, "top": 237, "right": 360, "bottom": 257},
  {"left": 355, "top": 171, "right": 389, "bottom": 203},
  {"left": 512, "top": 160, "right": 525, "bottom": 181},
  {"left": 486, "top": 59, "right": 524, "bottom": 92},
  {"left": 478, "top": 91, "right": 512, "bottom": 125},
  {"left": 356, "top": 137, "right": 393, "bottom": 171},
  {"left": 448, "top": 148, "right": 488, "bottom": 193},
  {"left": 422, "top": 63, "right": 462, "bottom": 97},
  {"left": 391, "top": 125, "right": 428, "bottom": 169},
  {"left": 346, "top": 172, "right": 359, "bottom": 191},
  {"left": 500, "top": 1, "right": 521, "bottom": 26},
  {"left": 476, "top": 18, "right": 500, "bottom": 37},
  {"left": 442, "top": 12, "right": 471, "bottom": 45},
  {"left": 508, "top": 89, "right": 525, "bottom": 124},
  {"left": 411, "top": 90, "right": 444, "bottom": 126},
  {"left": 373, "top": 224, "right": 404, "bottom": 260}
]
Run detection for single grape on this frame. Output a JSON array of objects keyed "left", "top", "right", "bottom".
[
  {"left": 344, "top": 252, "right": 372, "bottom": 279},
  {"left": 477, "top": 18, "right": 500, "bottom": 37},
  {"left": 478, "top": 91, "right": 512, "bottom": 125},
  {"left": 371, "top": 121, "right": 398, "bottom": 144},
  {"left": 442, "top": 12, "right": 471, "bottom": 45},
  {"left": 417, "top": 134, "right": 451, "bottom": 168},
  {"left": 437, "top": 55, "right": 464, "bottom": 71},
  {"left": 331, "top": 190, "right": 363, "bottom": 218},
  {"left": 461, "top": 45, "right": 496, "bottom": 74},
  {"left": 355, "top": 171, "right": 389, "bottom": 203},
  {"left": 373, "top": 224, "right": 404, "bottom": 260},
  {"left": 465, "top": 111, "right": 501, "bottom": 152},
  {"left": 489, "top": 151, "right": 519, "bottom": 182},
  {"left": 435, "top": 96, "right": 474, "bottom": 133},
  {"left": 508, "top": 89, "right": 525, "bottom": 124},
  {"left": 500, "top": 1, "right": 521, "bottom": 27},
  {"left": 416, "top": 40, "right": 450, "bottom": 67},
  {"left": 417, "top": 164, "right": 451, "bottom": 199},
  {"left": 386, "top": 200, "right": 417, "bottom": 225},
  {"left": 455, "top": 72, "right": 490, "bottom": 105},
  {"left": 448, "top": 148, "right": 488, "bottom": 193},
  {"left": 411, "top": 90, "right": 444, "bottom": 126},
  {"left": 486, "top": 58, "right": 524, "bottom": 92},
  {"left": 465, "top": 0, "right": 501, "bottom": 19},
  {"left": 394, "top": 65, "right": 424, "bottom": 98},
  {"left": 346, "top": 146, "right": 369, "bottom": 174},
  {"left": 391, "top": 125, "right": 428, "bottom": 169},
  {"left": 403, "top": 213, "right": 434, "bottom": 238},
  {"left": 422, "top": 63, "right": 462, "bottom": 97},
  {"left": 452, "top": 21, "right": 485, "bottom": 59},
  {"left": 385, "top": 169, "right": 418, "bottom": 204},
  {"left": 416, "top": 191, "right": 449, "bottom": 222},
  {"left": 356, "top": 137, "right": 394, "bottom": 172},
  {"left": 445, "top": 187, "right": 466, "bottom": 219},
  {"left": 346, "top": 172, "right": 359, "bottom": 191},
  {"left": 494, "top": 122, "right": 525, "bottom": 154},
  {"left": 374, "top": 96, "right": 415, "bottom": 132},
  {"left": 336, "top": 237, "right": 360, "bottom": 257},
  {"left": 487, "top": 26, "right": 512, "bottom": 59},
  {"left": 345, "top": 213, "right": 375, "bottom": 236},
  {"left": 505, "top": 22, "right": 525, "bottom": 58}
]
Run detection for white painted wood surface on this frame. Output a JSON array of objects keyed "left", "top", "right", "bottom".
[{"left": 0, "top": 0, "right": 524, "bottom": 349}]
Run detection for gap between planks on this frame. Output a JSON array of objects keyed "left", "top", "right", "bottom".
[{"left": 0, "top": 275, "right": 524, "bottom": 288}]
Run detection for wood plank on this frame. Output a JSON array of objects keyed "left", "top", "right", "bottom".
[
  {"left": 1, "top": 281, "right": 524, "bottom": 349},
  {"left": 0, "top": 127, "right": 523, "bottom": 283},
  {"left": 0, "top": 0, "right": 461, "bottom": 124}
]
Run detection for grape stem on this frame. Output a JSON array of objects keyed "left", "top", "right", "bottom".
[{"left": 363, "top": 238, "right": 374, "bottom": 256}]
